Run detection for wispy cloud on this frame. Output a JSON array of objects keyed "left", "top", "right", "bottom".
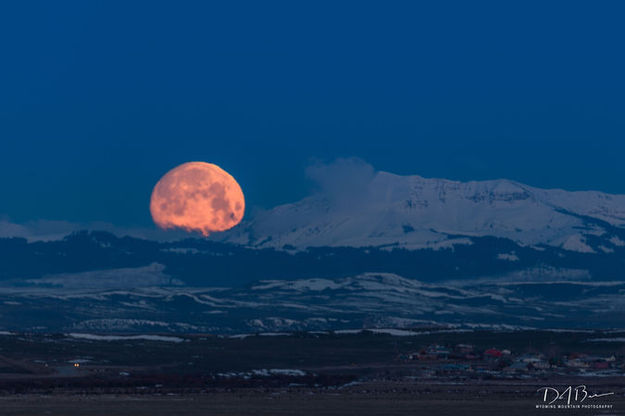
[{"left": 305, "top": 157, "right": 375, "bottom": 207}]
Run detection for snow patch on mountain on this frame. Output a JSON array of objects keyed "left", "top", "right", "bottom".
[
  {"left": 251, "top": 279, "right": 341, "bottom": 291},
  {"left": 497, "top": 252, "right": 520, "bottom": 261}
]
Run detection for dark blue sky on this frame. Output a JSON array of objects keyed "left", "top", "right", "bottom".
[{"left": 1, "top": 1, "right": 624, "bottom": 227}]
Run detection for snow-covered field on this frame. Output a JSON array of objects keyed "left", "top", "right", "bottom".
[
  {"left": 1, "top": 272, "right": 624, "bottom": 333},
  {"left": 67, "top": 333, "right": 185, "bottom": 343}
]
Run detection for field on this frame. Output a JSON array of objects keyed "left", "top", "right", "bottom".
[
  {"left": 1, "top": 383, "right": 624, "bottom": 416},
  {"left": 1, "top": 330, "right": 624, "bottom": 415}
]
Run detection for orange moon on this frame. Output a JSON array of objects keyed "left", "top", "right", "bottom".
[{"left": 150, "top": 162, "right": 245, "bottom": 236}]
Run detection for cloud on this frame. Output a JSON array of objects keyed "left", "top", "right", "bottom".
[{"left": 305, "top": 157, "right": 376, "bottom": 205}]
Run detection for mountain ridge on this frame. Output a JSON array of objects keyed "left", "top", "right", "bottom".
[{"left": 219, "top": 171, "right": 625, "bottom": 253}]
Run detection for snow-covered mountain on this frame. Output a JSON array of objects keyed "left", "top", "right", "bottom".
[{"left": 222, "top": 172, "right": 625, "bottom": 253}]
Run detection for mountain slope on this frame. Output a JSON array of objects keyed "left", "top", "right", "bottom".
[{"left": 221, "top": 172, "right": 625, "bottom": 252}]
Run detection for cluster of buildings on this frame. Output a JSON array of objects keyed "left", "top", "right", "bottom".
[{"left": 400, "top": 344, "right": 622, "bottom": 377}]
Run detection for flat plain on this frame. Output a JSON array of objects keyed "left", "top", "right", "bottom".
[{"left": 1, "top": 330, "right": 624, "bottom": 415}]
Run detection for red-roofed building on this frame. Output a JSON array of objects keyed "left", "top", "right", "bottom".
[{"left": 484, "top": 348, "right": 503, "bottom": 358}]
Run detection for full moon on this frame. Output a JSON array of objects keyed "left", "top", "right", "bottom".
[{"left": 150, "top": 162, "right": 245, "bottom": 236}]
